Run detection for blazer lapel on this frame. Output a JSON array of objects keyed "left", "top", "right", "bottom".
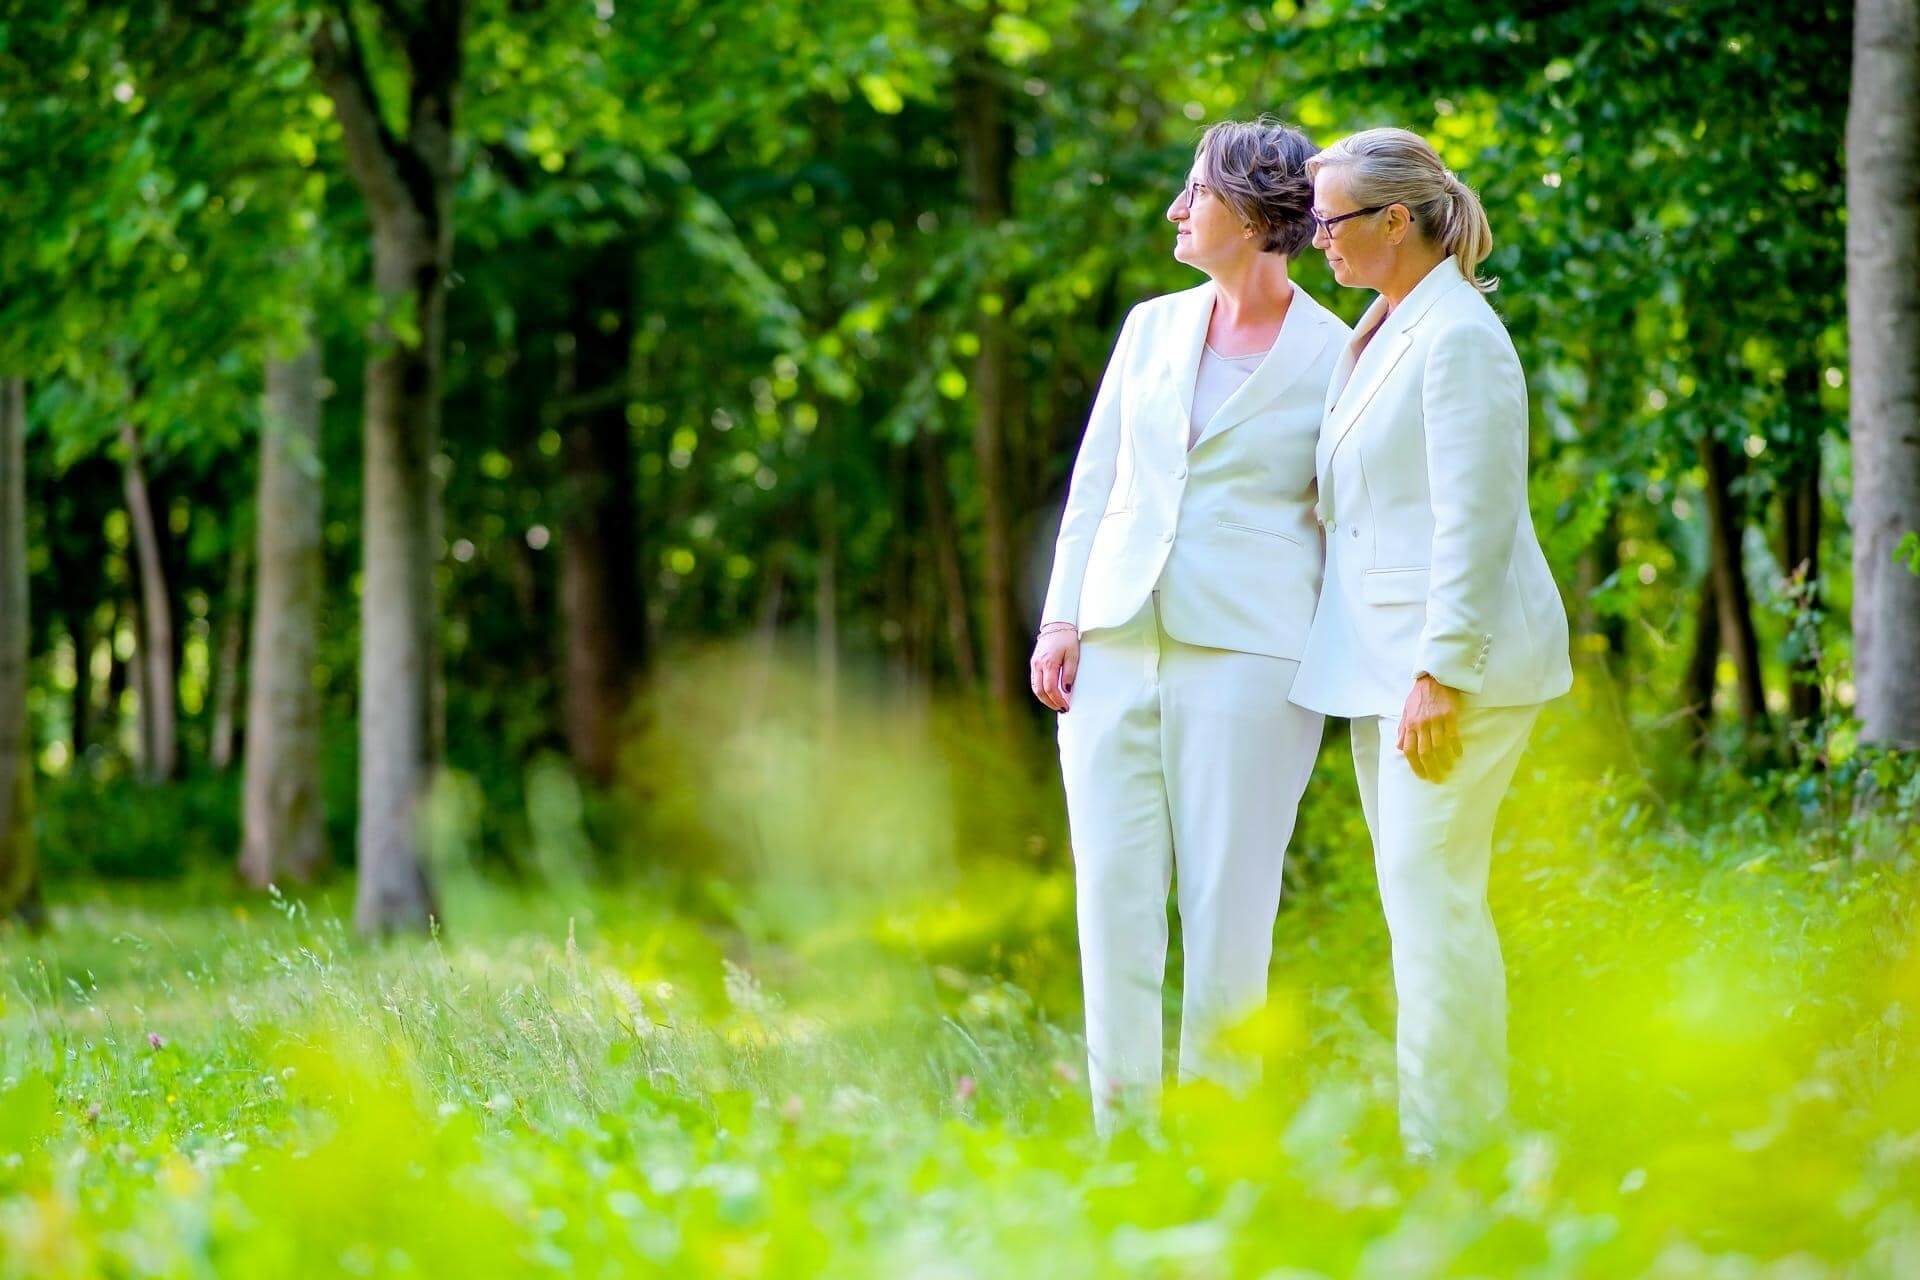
[
  {"left": 1190, "top": 286, "right": 1335, "bottom": 450},
  {"left": 1319, "top": 327, "right": 1413, "bottom": 467},
  {"left": 1318, "top": 260, "right": 1468, "bottom": 471},
  {"left": 1166, "top": 282, "right": 1215, "bottom": 423},
  {"left": 1322, "top": 296, "right": 1388, "bottom": 420}
]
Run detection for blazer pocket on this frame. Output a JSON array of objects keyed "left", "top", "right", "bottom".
[
  {"left": 1100, "top": 508, "right": 1133, "bottom": 519},
  {"left": 1360, "top": 566, "right": 1429, "bottom": 605},
  {"left": 1216, "top": 519, "right": 1301, "bottom": 547}
]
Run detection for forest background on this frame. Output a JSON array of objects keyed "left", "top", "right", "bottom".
[{"left": 0, "top": 2, "right": 1917, "bottom": 1276}]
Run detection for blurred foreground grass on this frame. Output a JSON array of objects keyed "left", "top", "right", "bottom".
[{"left": 5, "top": 672, "right": 1920, "bottom": 1276}]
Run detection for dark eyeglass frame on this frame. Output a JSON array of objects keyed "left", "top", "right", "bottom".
[
  {"left": 1175, "top": 179, "right": 1214, "bottom": 208},
  {"left": 1309, "top": 203, "right": 1402, "bottom": 236}
]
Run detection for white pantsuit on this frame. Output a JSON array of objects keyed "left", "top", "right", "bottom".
[
  {"left": 1059, "top": 596, "right": 1323, "bottom": 1107},
  {"left": 1349, "top": 704, "right": 1538, "bottom": 1148},
  {"left": 1293, "top": 258, "right": 1572, "bottom": 1153},
  {"left": 1043, "top": 280, "right": 1350, "bottom": 1125}
]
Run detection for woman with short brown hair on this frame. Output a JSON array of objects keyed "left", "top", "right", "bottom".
[{"left": 1032, "top": 118, "right": 1350, "bottom": 1130}]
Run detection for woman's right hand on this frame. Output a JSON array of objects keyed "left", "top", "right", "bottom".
[{"left": 1030, "top": 626, "right": 1080, "bottom": 712}]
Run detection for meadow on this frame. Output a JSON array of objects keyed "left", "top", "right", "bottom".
[{"left": 5, "top": 688, "right": 1919, "bottom": 1279}]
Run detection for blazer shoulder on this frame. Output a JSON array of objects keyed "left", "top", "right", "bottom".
[
  {"left": 1129, "top": 283, "right": 1209, "bottom": 323},
  {"left": 1426, "top": 290, "right": 1517, "bottom": 355},
  {"left": 1421, "top": 298, "right": 1526, "bottom": 400},
  {"left": 1433, "top": 280, "right": 1508, "bottom": 329},
  {"left": 1290, "top": 283, "right": 1351, "bottom": 335}
]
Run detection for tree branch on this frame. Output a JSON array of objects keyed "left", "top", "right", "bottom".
[
  {"left": 404, "top": 0, "right": 464, "bottom": 179},
  {"left": 310, "top": 3, "right": 411, "bottom": 217}
]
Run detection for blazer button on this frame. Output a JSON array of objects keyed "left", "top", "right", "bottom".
[
  {"left": 1350, "top": 525, "right": 1359, "bottom": 538},
  {"left": 1174, "top": 466, "right": 1187, "bottom": 480},
  {"left": 1161, "top": 531, "right": 1174, "bottom": 544}
]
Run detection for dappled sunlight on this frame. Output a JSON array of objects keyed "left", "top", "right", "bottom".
[
  {"left": 610, "top": 642, "right": 1072, "bottom": 964},
  {"left": 4, "top": 644, "right": 1917, "bottom": 1273},
  {"left": 0, "top": 0, "right": 1909, "bottom": 1272}
]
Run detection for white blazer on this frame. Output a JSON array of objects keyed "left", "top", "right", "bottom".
[
  {"left": 1042, "top": 280, "right": 1350, "bottom": 660},
  {"left": 1292, "top": 258, "right": 1572, "bottom": 719}
]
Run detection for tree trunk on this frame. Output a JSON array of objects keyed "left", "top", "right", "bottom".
[
  {"left": 1, "top": 380, "right": 39, "bottom": 925},
  {"left": 1699, "top": 434, "right": 1770, "bottom": 731},
  {"left": 67, "top": 608, "right": 92, "bottom": 761},
  {"left": 1848, "top": 0, "right": 1920, "bottom": 748},
  {"left": 315, "top": 7, "right": 461, "bottom": 932},
  {"left": 209, "top": 529, "right": 250, "bottom": 770},
  {"left": 104, "top": 597, "right": 128, "bottom": 754},
  {"left": 130, "top": 596, "right": 153, "bottom": 768},
  {"left": 1575, "top": 505, "right": 1627, "bottom": 679},
  {"left": 957, "top": 59, "right": 1021, "bottom": 707},
  {"left": 1779, "top": 367, "right": 1824, "bottom": 727},
  {"left": 916, "top": 426, "right": 979, "bottom": 687},
  {"left": 557, "top": 249, "right": 643, "bottom": 785},
  {"left": 1782, "top": 461, "right": 1823, "bottom": 724},
  {"left": 241, "top": 333, "right": 328, "bottom": 888},
  {"left": 120, "top": 422, "right": 178, "bottom": 783},
  {"left": 153, "top": 472, "right": 190, "bottom": 755},
  {"left": 1685, "top": 568, "right": 1721, "bottom": 748},
  {"left": 45, "top": 473, "right": 109, "bottom": 765}
]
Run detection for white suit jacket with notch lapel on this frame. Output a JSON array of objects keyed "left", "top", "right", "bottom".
[
  {"left": 1042, "top": 279, "right": 1350, "bottom": 660},
  {"left": 1292, "top": 257, "right": 1573, "bottom": 719}
]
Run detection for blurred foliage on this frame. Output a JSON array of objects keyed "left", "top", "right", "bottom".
[
  {"left": 1, "top": 735, "right": 1917, "bottom": 1274},
  {"left": 0, "top": 0, "right": 1884, "bottom": 854}
]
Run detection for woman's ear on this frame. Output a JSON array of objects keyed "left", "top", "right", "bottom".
[{"left": 1385, "top": 204, "right": 1414, "bottom": 246}]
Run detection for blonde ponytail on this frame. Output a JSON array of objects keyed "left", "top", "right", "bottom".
[{"left": 1436, "top": 170, "right": 1496, "bottom": 292}]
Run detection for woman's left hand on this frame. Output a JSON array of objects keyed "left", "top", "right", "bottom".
[{"left": 1398, "top": 674, "right": 1463, "bottom": 782}]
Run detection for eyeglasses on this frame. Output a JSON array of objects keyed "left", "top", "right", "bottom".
[
  {"left": 1175, "top": 179, "right": 1213, "bottom": 209},
  {"left": 1309, "top": 204, "right": 1401, "bottom": 236}
]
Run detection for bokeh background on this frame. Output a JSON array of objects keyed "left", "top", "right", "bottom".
[{"left": 1, "top": 2, "right": 1917, "bottom": 1276}]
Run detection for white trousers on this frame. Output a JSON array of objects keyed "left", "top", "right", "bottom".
[
  {"left": 1057, "top": 595, "right": 1324, "bottom": 1126},
  {"left": 1349, "top": 703, "right": 1540, "bottom": 1154}
]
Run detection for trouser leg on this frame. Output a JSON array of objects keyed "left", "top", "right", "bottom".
[
  {"left": 1056, "top": 605, "right": 1172, "bottom": 1127},
  {"left": 1161, "top": 642, "right": 1324, "bottom": 1088},
  {"left": 1366, "top": 703, "right": 1540, "bottom": 1153}
]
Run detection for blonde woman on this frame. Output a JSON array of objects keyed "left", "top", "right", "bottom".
[
  {"left": 1031, "top": 119, "right": 1349, "bottom": 1129},
  {"left": 1291, "top": 128, "right": 1572, "bottom": 1156}
]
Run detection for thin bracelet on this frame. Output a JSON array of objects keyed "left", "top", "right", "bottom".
[{"left": 1038, "top": 621, "right": 1078, "bottom": 636}]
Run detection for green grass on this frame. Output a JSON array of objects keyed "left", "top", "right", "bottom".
[{"left": 4, "top": 714, "right": 1920, "bottom": 1277}]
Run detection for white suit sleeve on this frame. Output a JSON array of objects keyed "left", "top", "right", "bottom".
[
  {"left": 1415, "top": 319, "right": 1528, "bottom": 693},
  {"left": 1041, "top": 307, "right": 1138, "bottom": 626}
]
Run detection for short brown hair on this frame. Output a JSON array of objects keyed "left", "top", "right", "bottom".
[{"left": 1195, "top": 117, "right": 1318, "bottom": 258}]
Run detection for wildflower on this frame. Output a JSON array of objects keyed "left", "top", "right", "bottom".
[
  {"left": 147, "top": 1032, "right": 164, "bottom": 1051},
  {"left": 955, "top": 1075, "right": 977, "bottom": 1104},
  {"left": 86, "top": 1103, "right": 101, "bottom": 1124},
  {"left": 780, "top": 1095, "right": 804, "bottom": 1124},
  {"left": 1051, "top": 1059, "right": 1080, "bottom": 1085}
]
